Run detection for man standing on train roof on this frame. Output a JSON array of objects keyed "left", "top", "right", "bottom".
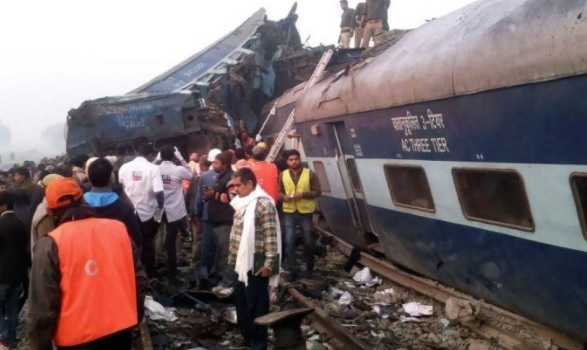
[
  {"left": 339, "top": 0, "right": 355, "bottom": 48},
  {"left": 361, "top": 0, "right": 390, "bottom": 48},
  {"left": 29, "top": 178, "right": 146, "bottom": 350},
  {"left": 278, "top": 150, "right": 321, "bottom": 280},
  {"left": 354, "top": 1, "right": 366, "bottom": 48}
]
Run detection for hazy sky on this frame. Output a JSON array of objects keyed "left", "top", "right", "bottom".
[{"left": 0, "top": 0, "right": 477, "bottom": 157}]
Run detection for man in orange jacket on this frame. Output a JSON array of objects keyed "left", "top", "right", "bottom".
[{"left": 29, "top": 178, "right": 147, "bottom": 350}]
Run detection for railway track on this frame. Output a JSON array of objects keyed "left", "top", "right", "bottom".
[
  {"left": 281, "top": 281, "right": 372, "bottom": 350},
  {"left": 312, "top": 226, "right": 585, "bottom": 350}
]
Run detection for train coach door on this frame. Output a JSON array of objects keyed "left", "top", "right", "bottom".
[{"left": 332, "top": 122, "right": 376, "bottom": 235}]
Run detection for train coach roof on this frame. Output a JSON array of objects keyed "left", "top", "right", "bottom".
[
  {"left": 276, "top": 83, "right": 307, "bottom": 109},
  {"left": 295, "top": 0, "right": 587, "bottom": 122}
]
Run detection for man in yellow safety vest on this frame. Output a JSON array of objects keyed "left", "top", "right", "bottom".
[{"left": 278, "top": 150, "right": 321, "bottom": 280}]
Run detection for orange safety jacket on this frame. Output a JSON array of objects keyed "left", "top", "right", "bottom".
[{"left": 48, "top": 218, "right": 138, "bottom": 346}]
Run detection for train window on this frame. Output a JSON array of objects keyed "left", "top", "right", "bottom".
[
  {"left": 453, "top": 169, "right": 534, "bottom": 231},
  {"left": 346, "top": 158, "right": 363, "bottom": 192},
  {"left": 570, "top": 173, "right": 587, "bottom": 241},
  {"left": 384, "top": 165, "right": 435, "bottom": 212},
  {"left": 313, "top": 161, "right": 331, "bottom": 193}
]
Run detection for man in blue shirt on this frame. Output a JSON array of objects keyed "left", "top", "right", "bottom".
[{"left": 194, "top": 149, "right": 221, "bottom": 281}]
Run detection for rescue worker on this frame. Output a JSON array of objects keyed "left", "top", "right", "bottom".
[
  {"left": 84, "top": 158, "right": 142, "bottom": 247},
  {"left": 278, "top": 150, "right": 321, "bottom": 280},
  {"left": 29, "top": 178, "right": 147, "bottom": 350},
  {"left": 361, "top": 0, "right": 390, "bottom": 47},
  {"left": 339, "top": 0, "right": 355, "bottom": 48},
  {"left": 119, "top": 142, "right": 164, "bottom": 278},
  {"left": 0, "top": 191, "right": 29, "bottom": 349},
  {"left": 354, "top": 1, "right": 366, "bottom": 48},
  {"left": 203, "top": 151, "right": 236, "bottom": 295},
  {"left": 228, "top": 168, "right": 280, "bottom": 350},
  {"left": 158, "top": 146, "right": 193, "bottom": 281}
]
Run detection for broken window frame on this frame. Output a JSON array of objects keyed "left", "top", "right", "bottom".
[
  {"left": 313, "top": 161, "right": 331, "bottom": 193},
  {"left": 452, "top": 168, "right": 535, "bottom": 232},
  {"left": 570, "top": 172, "right": 587, "bottom": 241},
  {"left": 384, "top": 164, "right": 436, "bottom": 213}
]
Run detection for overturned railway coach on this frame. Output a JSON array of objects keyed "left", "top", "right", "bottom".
[{"left": 292, "top": 0, "right": 587, "bottom": 341}]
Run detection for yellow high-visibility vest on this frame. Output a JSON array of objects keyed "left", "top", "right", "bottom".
[{"left": 282, "top": 168, "right": 317, "bottom": 214}]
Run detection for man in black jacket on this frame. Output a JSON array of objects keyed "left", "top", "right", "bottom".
[
  {"left": 203, "top": 151, "right": 235, "bottom": 294},
  {"left": 0, "top": 191, "right": 29, "bottom": 348},
  {"left": 84, "top": 158, "right": 142, "bottom": 247}
]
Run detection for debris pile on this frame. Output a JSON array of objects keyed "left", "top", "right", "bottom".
[{"left": 283, "top": 247, "right": 499, "bottom": 350}]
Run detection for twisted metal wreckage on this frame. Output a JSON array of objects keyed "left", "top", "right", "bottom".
[{"left": 65, "top": 4, "right": 338, "bottom": 156}]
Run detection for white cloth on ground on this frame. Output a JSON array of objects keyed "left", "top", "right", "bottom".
[{"left": 230, "top": 186, "right": 282, "bottom": 288}]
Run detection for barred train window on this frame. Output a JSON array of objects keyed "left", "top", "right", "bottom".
[
  {"left": 453, "top": 169, "right": 534, "bottom": 231},
  {"left": 346, "top": 158, "right": 363, "bottom": 192},
  {"left": 313, "top": 161, "right": 331, "bottom": 193},
  {"left": 384, "top": 165, "right": 435, "bottom": 212},
  {"left": 570, "top": 173, "right": 587, "bottom": 241}
]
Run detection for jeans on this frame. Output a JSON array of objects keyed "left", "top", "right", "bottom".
[
  {"left": 212, "top": 224, "right": 233, "bottom": 286},
  {"left": 284, "top": 212, "right": 315, "bottom": 272},
  {"left": 163, "top": 215, "right": 185, "bottom": 278},
  {"left": 234, "top": 273, "right": 269, "bottom": 350},
  {"left": 198, "top": 220, "right": 216, "bottom": 277},
  {"left": 0, "top": 284, "right": 22, "bottom": 346},
  {"left": 139, "top": 218, "right": 160, "bottom": 278},
  {"left": 57, "top": 328, "right": 132, "bottom": 350}
]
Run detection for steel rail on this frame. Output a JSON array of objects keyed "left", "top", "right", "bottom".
[
  {"left": 280, "top": 281, "right": 373, "bottom": 350},
  {"left": 315, "top": 227, "right": 584, "bottom": 350}
]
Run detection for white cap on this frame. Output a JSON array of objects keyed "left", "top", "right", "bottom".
[
  {"left": 207, "top": 148, "right": 222, "bottom": 162},
  {"left": 85, "top": 157, "right": 99, "bottom": 173}
]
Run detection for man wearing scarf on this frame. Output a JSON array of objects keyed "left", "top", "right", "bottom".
[{"left": 228, "top": 168, "right": 281, "bottom": 350}]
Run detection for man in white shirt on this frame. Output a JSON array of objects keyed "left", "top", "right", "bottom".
[
  {"left": 119, "top": 142, "right": 164, "bottom": 278},
  {"left": 159, "top": 146, "right": 193, "bottom": 281}
]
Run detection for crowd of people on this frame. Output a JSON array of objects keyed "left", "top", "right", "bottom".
[{"left": 0, "top": 136, "right": 322, "bottom": 350}]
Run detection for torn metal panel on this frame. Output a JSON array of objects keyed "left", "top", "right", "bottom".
[{"left": 130, "top": 9, "right": 267, "bottom": 94}]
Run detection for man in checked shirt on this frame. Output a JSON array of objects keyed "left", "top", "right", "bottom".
[{"left": 228, "top": 168, "right": 280, "bottom": 350}]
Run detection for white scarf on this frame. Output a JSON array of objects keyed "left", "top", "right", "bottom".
[{"left": 230, "top": 186, "right": 282, "bottom": 287}]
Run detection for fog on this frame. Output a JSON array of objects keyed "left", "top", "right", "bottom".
[{"left": 0, "top": 0, "right": 477, "bottom": 162}]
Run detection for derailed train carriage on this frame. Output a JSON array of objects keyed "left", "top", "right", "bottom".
[
  {"left": 271, "top": 0, "right": 587, "bottom": 341},
  {"left": 65, "top": 6, "right": 330, "bottom": 157}
]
